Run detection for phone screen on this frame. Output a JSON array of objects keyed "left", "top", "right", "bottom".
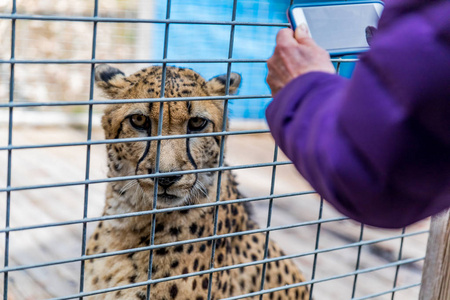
[{"left": 293, "top": 4, "right": 381, "bottom": 52}]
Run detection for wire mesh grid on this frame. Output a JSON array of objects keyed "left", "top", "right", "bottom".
[{"left": 0, "top": 0, "right": 429, "bottom": 299}]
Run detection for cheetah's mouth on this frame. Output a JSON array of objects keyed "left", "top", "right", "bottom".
[
  {"left": 154, "top": 191, "right": 187, "bottom": 208},
  {"left": 157, "top": 192, "right": 179, "bottom": 200},
  {"left": 153, "top": 182, "right": 204, "bottom": 208},
  {"left": 138, "top": 177, "right": 208, "bottom": 208}
]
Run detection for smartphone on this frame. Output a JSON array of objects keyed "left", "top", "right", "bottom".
[{"left": 288, "top": 1, "right": 384, "bottom": 56}]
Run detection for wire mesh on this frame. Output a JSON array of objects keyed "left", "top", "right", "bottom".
[{"left": 0, "top": 1, "right": 429, "bottom": 300}]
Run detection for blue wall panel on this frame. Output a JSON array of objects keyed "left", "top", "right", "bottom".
[{"left": 150, "top": 0, "right": 355, "bottom": 119}]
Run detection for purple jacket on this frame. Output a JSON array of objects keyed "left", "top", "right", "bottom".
[{"left": 266, "top": 0, "right": 450, "bottom": 228}]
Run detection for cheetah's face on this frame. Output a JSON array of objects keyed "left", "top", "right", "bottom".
[{"left": 95, "top": 65, "right": 241, "bottom": 209}]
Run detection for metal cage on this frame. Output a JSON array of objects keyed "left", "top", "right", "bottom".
[{"left": 1, "top": 0, "right": 429, "bottom": 299}]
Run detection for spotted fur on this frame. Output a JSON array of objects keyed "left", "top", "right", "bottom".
[{"left": 85, "top": 65, "right": 310, "bottom": 299}]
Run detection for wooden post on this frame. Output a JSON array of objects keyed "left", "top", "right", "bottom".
[{"left": 419, "top": 209, "right": 450, "bottom": 300}]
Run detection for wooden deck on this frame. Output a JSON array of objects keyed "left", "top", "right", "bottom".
[{"left": 0, "top": 121, "right": 429, "bottom": 300}]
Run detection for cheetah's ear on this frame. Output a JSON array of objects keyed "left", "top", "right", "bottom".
[
  {"left": 95, "top": 64, "right": 127, "bottom": 98},
  {"left": 206, "top": 73, "right": 241, "bottom": 96}
]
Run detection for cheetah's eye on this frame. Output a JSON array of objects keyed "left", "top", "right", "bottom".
[
  {"left": 188, "top": 117, "right": 208, "bottom": 132},
  {"left": 129, "top": 114, "right": 150, "bottom": 131}
]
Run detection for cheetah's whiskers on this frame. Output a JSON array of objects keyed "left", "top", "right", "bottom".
[
  {"left": 120, "top": 179, "right": 138, "bottom": 196},
  {"left": 195, "top": 181, "right": 209, "bottom": 199},
  {"left": 185, "top": 181, "right": 208, "bottom": 206}
]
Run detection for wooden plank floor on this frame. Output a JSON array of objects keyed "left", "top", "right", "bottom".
[{"left": 0, "top": 122, "right": 429, "bottom": 300}]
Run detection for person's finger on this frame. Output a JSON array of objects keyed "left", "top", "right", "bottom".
[
  {"left": 294, "top": 24, "right": 313, "bottom": 44},
  {"left": 276, "top": 28, "right": 295, "bottom": 44},
  {"left": 365, "top": 25, "right": 377, "bottom": 46}
]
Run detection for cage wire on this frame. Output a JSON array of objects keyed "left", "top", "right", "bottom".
[{"left": 0, "top": 0, "right": 429, "bottom": 299}]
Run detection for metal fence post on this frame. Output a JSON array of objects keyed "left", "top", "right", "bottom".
[{"left": 419, "top": 209, "right": 450, "bottom": 300}]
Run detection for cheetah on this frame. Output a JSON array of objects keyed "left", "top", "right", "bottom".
[{"left": 85, "top": 64, "right": 310, "bottom": 300}]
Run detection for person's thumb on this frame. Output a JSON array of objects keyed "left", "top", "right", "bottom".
[{"left": 294, "top": 23, "right": 311, "bottom": 43}]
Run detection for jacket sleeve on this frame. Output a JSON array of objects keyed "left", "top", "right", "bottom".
[{"left": 265, "top": 0, "right": 450, "bottom": 228}]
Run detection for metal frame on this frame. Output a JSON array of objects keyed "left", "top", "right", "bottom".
[{"left": 1, "top": 1, "right": 427, "bottom": 299}]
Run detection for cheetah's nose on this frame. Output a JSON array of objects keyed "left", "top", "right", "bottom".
[{"left": 151, "top": 174, "right": 182, "bottom": 188}]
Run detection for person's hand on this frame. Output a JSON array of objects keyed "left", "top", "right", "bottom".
[{"left": 266, "top": 25, "right": 336, "bottom": 96}]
